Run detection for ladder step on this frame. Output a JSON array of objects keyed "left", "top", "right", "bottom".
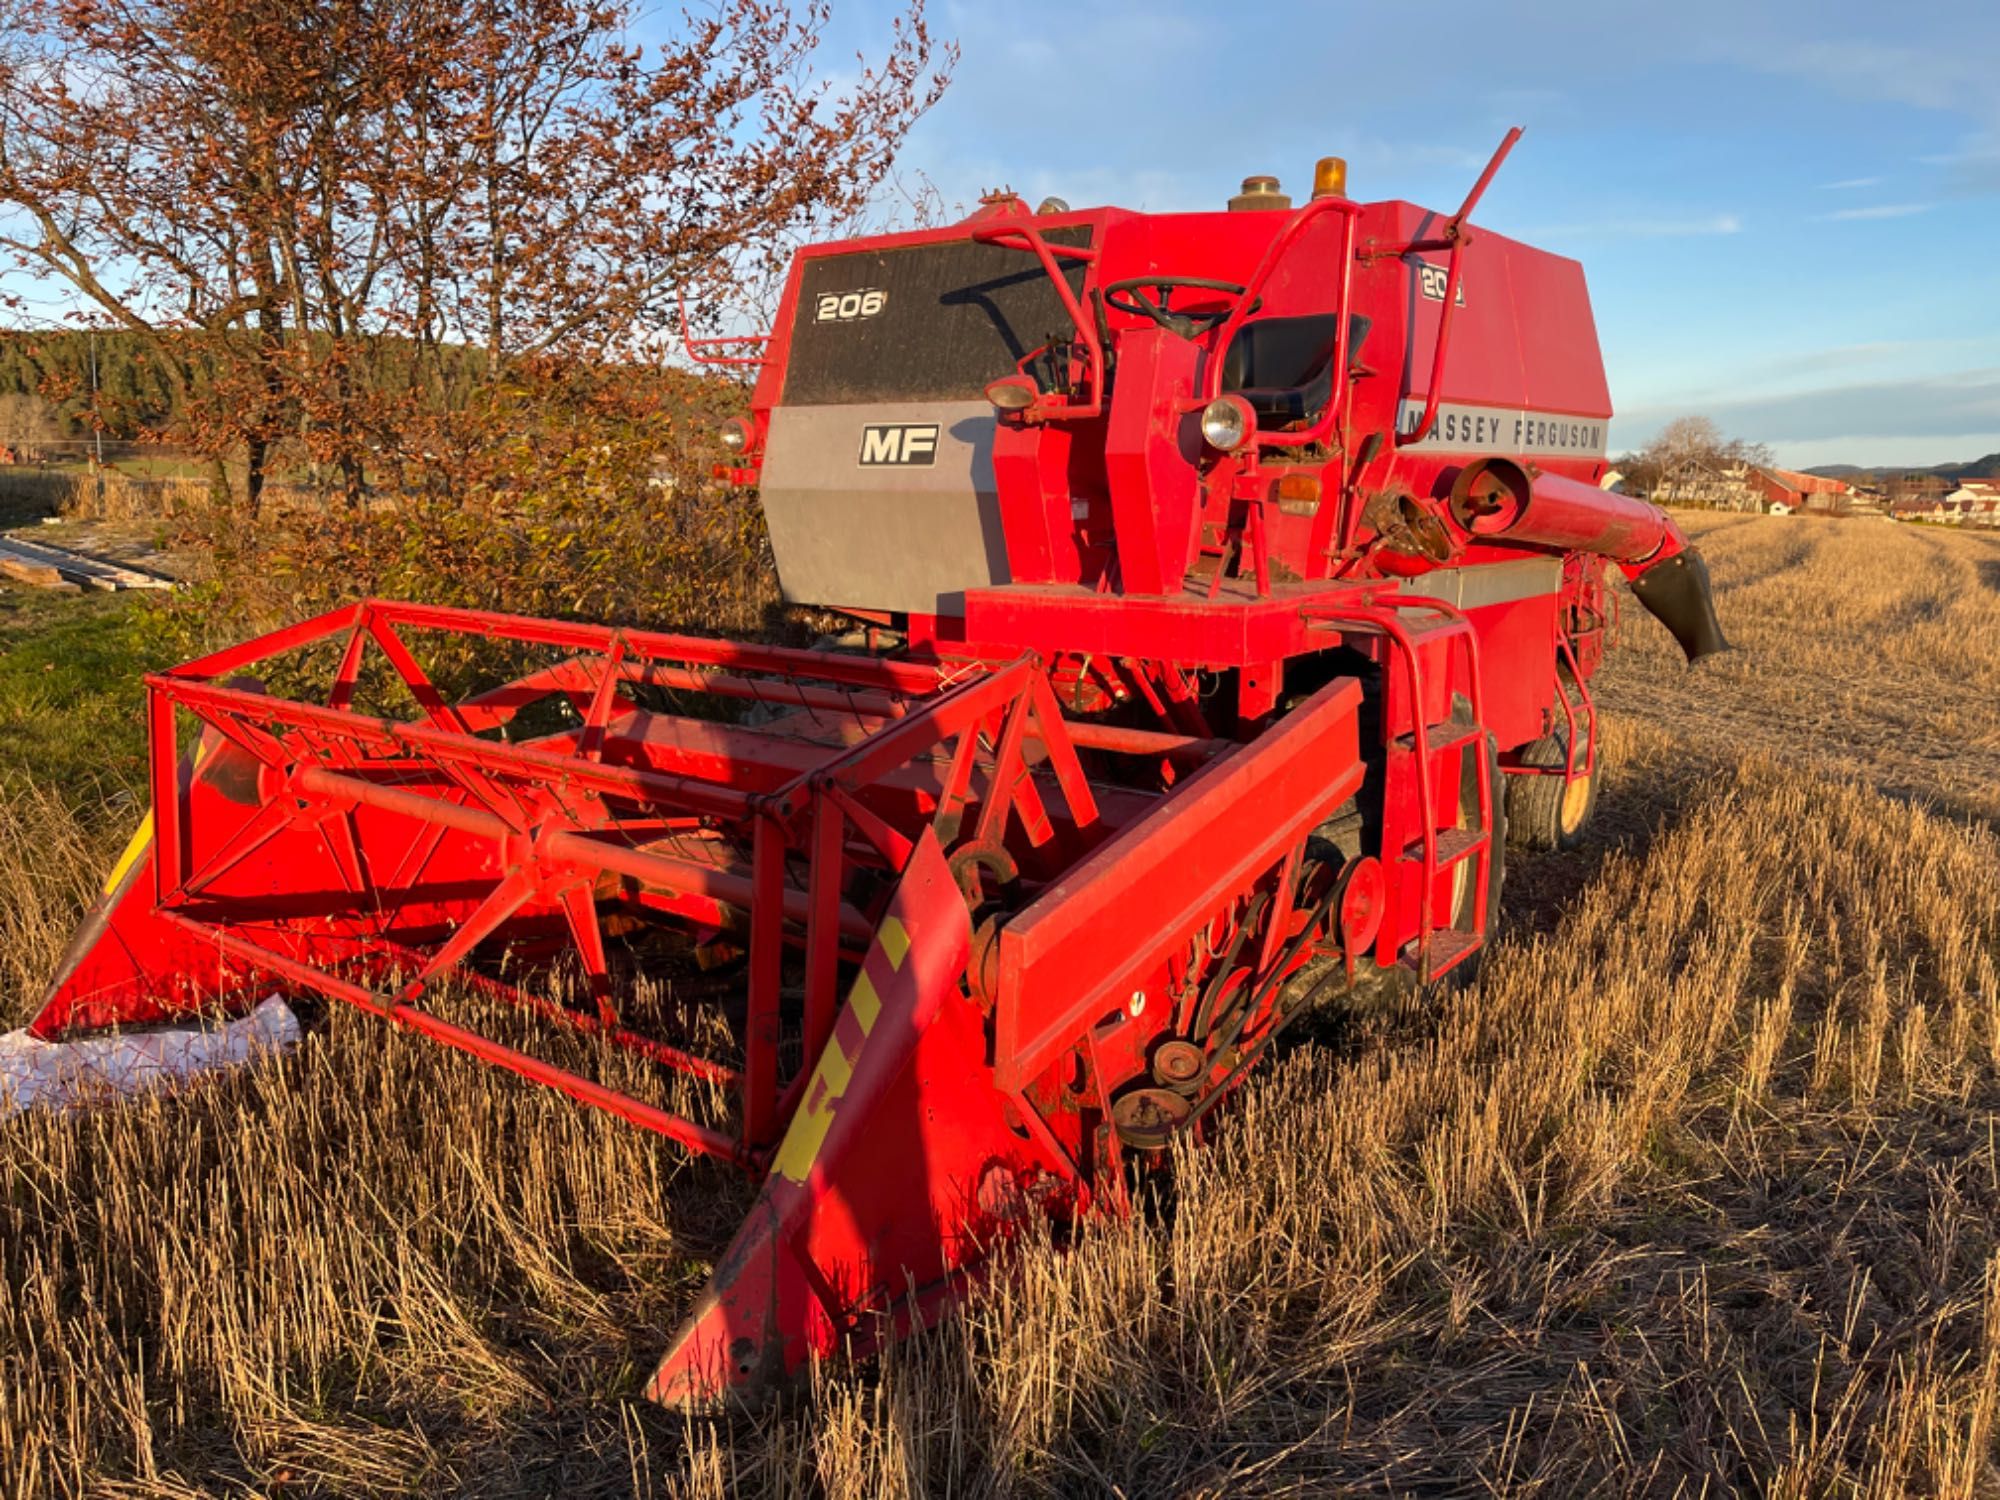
[
  {"left": 1398, "top": 616, "right": 1468, "bottom": 643},
  {"left": 1394, "top": 723, "right": 1482, "bottom": 756},
  {"left": 1403, "top": 826, "right": 1488, "bottom": 868},
  {"left": 1400, "top": 927, "right": 1483, "bottom": 979}
]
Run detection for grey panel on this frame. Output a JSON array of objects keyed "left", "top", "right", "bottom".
[
  {"left": 1394, "top": 399, "right": 1608, "bottom": 458},
  {"left": 1396, "top": 557, "right": 1561, "bottom": 611},
  {"left": 760, "top": 400, "right": 1008, "bottom": 616}
]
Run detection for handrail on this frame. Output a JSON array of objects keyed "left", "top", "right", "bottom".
[
  {"left": 1391, "top": 127, "right": 1522, "bottom": 447},
  {"left": 1196, "top": 125, "right": 1524, "bottom": 457},
  {"left": 1199, "top": 193, "right": 1365, "bottom": 408},
  {"left": 676, "top": 291, "right": 771, "bottom": 369},
  {"left": 969, "top": 221, "right": 1106, "bottom": 421}
]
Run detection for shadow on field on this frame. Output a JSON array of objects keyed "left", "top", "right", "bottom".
[{"left": 1500, "top": 734, "right": 1722, "bottom": 943}]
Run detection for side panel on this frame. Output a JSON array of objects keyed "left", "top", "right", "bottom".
[
  {"left": 1395, "top": 560, "right": 1564, "bottom": 751},
  {"left": 760, "top": 400, "right": 1009, "bottom": 615},
  {"left": 1466, "top": 592, "right": 1563, "bottom": 752},
  {"left": 992, "top": 675, "right": 1364, "bottom": 1093},
  {"left": 1355, "top": 200, "right": 1612, "bottom": 481}
]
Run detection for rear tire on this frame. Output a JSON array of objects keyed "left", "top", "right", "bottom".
[
  {"left": 1506, "top": 726, "right": 1596, "bottom": 851},
  {"left": 1453, "top": 730, "right": 1506, "bottom": 935}
]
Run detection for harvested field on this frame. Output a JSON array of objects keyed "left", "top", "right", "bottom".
[
  {"left": 1595, "top": 512, "right": 2000, "bottom": 825},
  {"left": 3, "top": 514, "right": 1999, "bottom": 1496}
]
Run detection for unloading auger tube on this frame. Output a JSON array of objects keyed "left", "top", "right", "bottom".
[{"left": 33, "top": 126, "right": 1722, "bottom": 1408}]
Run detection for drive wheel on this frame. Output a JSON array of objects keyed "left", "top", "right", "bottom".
[{"left": 1507, "top": 725, "right": 1596, "bottom": 851}]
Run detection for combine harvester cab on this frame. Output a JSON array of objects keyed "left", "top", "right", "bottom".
[{"left": 33, "top": 129, "right": 1724, "bottom": 1408}]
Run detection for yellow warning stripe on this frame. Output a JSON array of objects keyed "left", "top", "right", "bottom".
[
  {"left": 877, "top": 914, "right": 910, "bottom": 969},
  {"left": 101, "top": 738, "right": 211, "bottom": 897},
  {"left": 101, "top": 811, "right": 153, "bottom": 897},
  {"left": 771, "top": 915, "right": 912, "bottom": 1183}
]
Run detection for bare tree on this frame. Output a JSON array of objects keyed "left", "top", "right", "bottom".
[
  {"left": 0, "top": 389, "right": 65, "bottom": 458},
  {"left": 1620, "top": 416, "right": 1774, "bottom": 511}
]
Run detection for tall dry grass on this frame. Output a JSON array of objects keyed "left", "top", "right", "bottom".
[
  {"left": 0, "top": 469, "right": 210, "bottom": 524},
  {"left": 1, "top": 515, "right": 1997, "bottom": 1495}
]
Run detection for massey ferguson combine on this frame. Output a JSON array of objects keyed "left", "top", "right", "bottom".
[{"left": 27, "top": 130, "right": 1722, "bottom": 1406}]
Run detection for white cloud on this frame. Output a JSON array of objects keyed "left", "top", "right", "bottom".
[
  {"left": 1613, "top": 368, "right": 2000, "bottom": 462},
  {"left": 1751, "top": 39, "right": 1973, "bottom": 114},
  {"left": 1818, "top": 176, "right": 1883, "bottom": 190},
  {"left": 1815, "top": 202, "right": 1933, "bottom": 221},
  {"left": 1923, "top": 133, "right": 2000, "bottom": 194}
]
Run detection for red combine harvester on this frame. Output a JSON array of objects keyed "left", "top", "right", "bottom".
[{"left": 29, "top": 130, "right": 1722, "bottom": 1406}]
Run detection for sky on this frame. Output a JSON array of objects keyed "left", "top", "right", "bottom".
[
  {"left": 10, "top": 1, "right": 1994, "bottom": 469},
  {"left": 792, "top": 0, "right": 2000, "bottom": 468}
]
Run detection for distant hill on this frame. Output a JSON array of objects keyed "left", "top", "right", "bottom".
[{"left": 1805, "top": 454, "right": 2000, "bottom": 483}]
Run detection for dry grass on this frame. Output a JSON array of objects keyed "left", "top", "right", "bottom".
[
  {"left": 0, "top": 470, "right": 210, "bottom": 524},
  {"left": 1595, "top": 512, "right": 2000, "bottom": 823},
  {"left": 3, "top": 515, "right": 2000, "bottom": 1495}
]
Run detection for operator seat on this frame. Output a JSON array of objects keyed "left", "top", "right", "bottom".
[{"left": 1219, "top": 313, "right": 1372, "bottom": 428}]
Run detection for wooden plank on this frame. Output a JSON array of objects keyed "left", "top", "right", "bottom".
[
  {"left": 0, "top": 536, "right": 175, "bottom": 591},
  {"left": 0, "top": 557, "right": 82, "bottom": 593}
]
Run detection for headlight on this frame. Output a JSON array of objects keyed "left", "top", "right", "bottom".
[
  {"left": 1200, "top": 395, "right": 1254, "bottom": 452},
  {"left": 718, "top": 417, "right": 750, "bottom": 453},
  {"left": 984, "top": 375, "right": 1039, "bottom": 413}
]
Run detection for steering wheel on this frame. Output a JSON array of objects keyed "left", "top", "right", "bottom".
[{"left": 1102, "top": 276, "right": 1259, "bottom": 336}]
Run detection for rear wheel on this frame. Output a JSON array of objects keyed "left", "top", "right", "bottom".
[
  {"left": 1450, "top": 730, "right": 1505, "bottom": 937},
  {"left": 1433, "top": 730, "right": 1505, "bottom": 991},
  {"left": 1507, "top": 725, "right": 1596, "bottom": 851}
]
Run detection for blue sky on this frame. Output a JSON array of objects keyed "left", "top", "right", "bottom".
[
  {"left": 804, "top": 0, "right": 2000, "bottom": 467},
  {"left": 12, "top": 1, "right": 1993, "bottom": 468}
]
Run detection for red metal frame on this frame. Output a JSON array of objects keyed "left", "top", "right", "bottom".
[
  {"left": 1386, "top": 127, "right": 1522, "bottom": 448},
  {"left": 35, "top": 592, "right": 1375, "bottom": 1406},
  {"left": 676, "top": 291, "right": 771, "bottom": 369},
  {"left": 1301, "top": 598, "right": 1494, "bottom": 980},
  {"left": 968, "top": 218, "right": 1105, "bottom": 422},
  {"left": 1200, "top": 196, "right": 1362, "bottom": 454},
  {"left": 47, "top": 601, "right": 1127, "bottom": 1167}
]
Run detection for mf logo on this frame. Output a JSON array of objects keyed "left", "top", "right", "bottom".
[
  {"left": 857, "top": 422, "right": 939, "bottom": 467},
  {"left": 1417, "top": 262, "right": 1467, "bottom": 306}
]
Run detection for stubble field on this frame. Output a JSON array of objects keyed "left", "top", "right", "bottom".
[{"left": 3, "top": 512, "right": 2000, "bottom": 1497}]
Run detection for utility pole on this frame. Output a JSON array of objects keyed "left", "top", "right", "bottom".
[{"left": 89, "top": 330, "right": 105, "bottom": 512}]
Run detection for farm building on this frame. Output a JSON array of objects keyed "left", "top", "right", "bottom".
[
  {"left": 1892, "top": 497, "right": 1955, "bottom": 523},
  {"left": 1890, "top": 489, "right": 2000, "bottom": 526},
  {"left": 1750, "top": 466, "right": 1854, "bottom": 515},
  {"left": 1649, "top": 458, "right": 1761, "bottom": 510}
]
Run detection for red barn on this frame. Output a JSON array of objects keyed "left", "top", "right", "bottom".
[{"left": 1751, "top": 466, "right": 1852, "bottom": 514}]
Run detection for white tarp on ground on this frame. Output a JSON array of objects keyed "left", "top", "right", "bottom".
[{"left": 0, "top": 996, "right": 299, "bottom": 1120}]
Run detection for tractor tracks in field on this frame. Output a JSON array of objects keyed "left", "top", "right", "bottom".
[
  {"left": 1599, "top": 520, "right": 2000, "bottom": 833},
  {"left": 1952, "top": 530, "right": 2000, "bottom": 593},
  {"left": 1703, "top": 524, "right": 1823, "bottom": 600}
]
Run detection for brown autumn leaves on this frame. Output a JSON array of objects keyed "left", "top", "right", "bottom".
[{"left": 0, "top": 0, "right": 949, "bottom": 631}]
